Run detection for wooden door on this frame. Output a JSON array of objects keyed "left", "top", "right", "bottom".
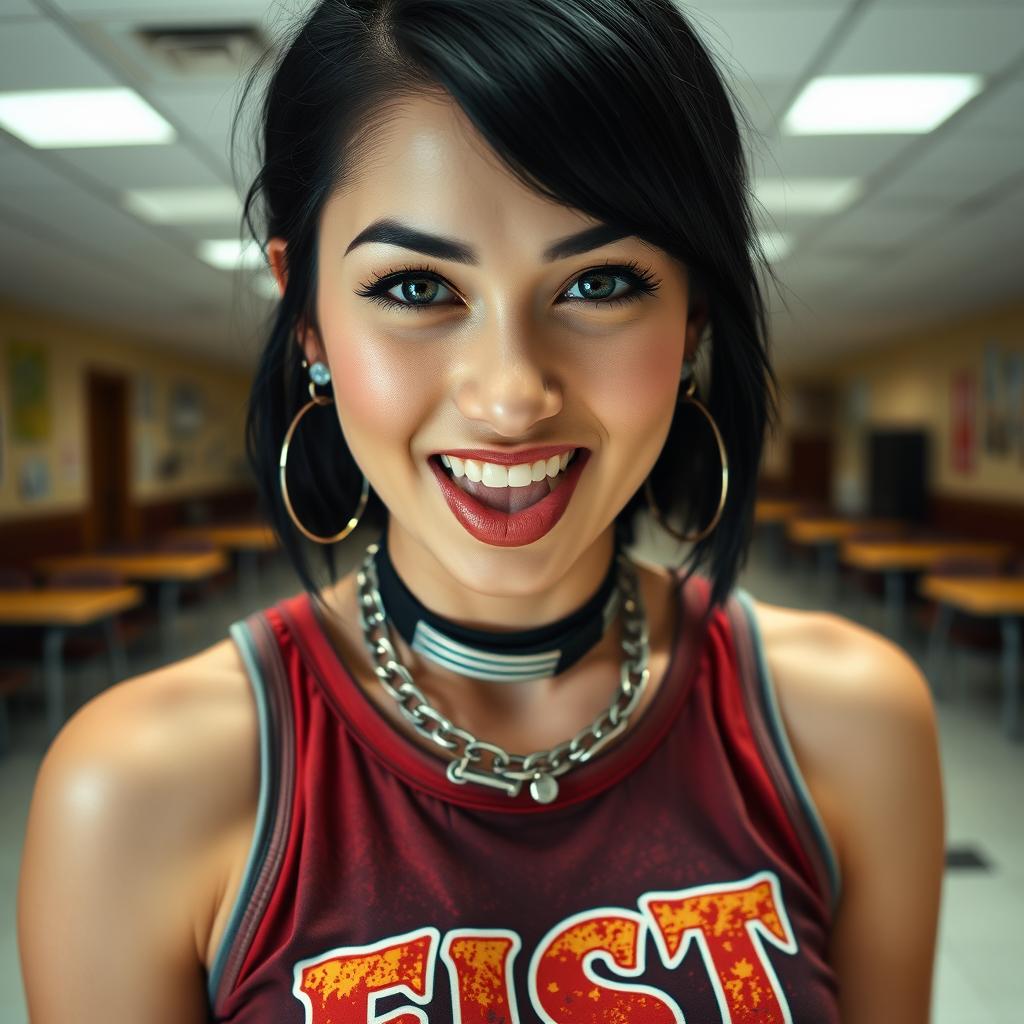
[{"left": 86, "top": 370, "right": 133, "bottom": 550}]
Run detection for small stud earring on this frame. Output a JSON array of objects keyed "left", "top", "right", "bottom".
[{"left": 309, "top": 361, "right": 332, "bottom": 387}]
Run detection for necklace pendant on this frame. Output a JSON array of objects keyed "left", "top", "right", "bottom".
[{"left": 529, "top": 772, "right": 559, "bottom": 804}]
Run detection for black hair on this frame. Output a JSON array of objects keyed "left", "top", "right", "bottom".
[{"left": 234, "top": 0, "right": 779, "bottom": 611}]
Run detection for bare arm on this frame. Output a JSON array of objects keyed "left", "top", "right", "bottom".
[
  {"left": 17, "top": 644, "right": 256, "bottom": 1023},
  {"left": 764, "top": 609, "right": 945, "bottom": 1023}
]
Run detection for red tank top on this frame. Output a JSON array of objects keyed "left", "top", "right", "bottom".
[{"left": 207, "top": 569, "right": 841, "bottom": 1022}]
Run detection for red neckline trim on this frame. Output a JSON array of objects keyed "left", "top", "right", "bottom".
[{"left": 276, "top": 571, "right": 709, "bottom": 814}]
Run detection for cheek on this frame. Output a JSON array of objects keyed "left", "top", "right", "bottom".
[
  {"left": 584, "top": 332, "right": 684, "bottom": 438},
  {"left": 322, "top": 325, "right": 439, "bottom": 462}
]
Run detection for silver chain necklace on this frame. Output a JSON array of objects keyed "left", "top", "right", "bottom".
[{"left": 354, "top": 541, "right": 651, "bottom": 805}]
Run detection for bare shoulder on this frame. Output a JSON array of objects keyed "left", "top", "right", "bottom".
[
  {"left": 745, "top": 597, "right": 944, "bottom": 1021},
  {"left": 18, "top": 639, "right": 259, "bottom": 1022},
  {"left": 746, "top": 598, "right": 941, "bottom": 853}
]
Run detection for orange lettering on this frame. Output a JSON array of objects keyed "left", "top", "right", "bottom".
[
  {"left": 441, "top": 929, "right": 522, "bottom": 1023},
  {"left": 528, "top": 909, "right": 684, "bottom": 1022},
  {"left": 292, "top": 927, "right": 439, "bottom": 1023},
  {"left": 640, "top": 872, "right": 796, "bottom": 1023}
]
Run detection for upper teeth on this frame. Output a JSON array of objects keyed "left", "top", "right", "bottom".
[{"left": 439, "top": 450, "right": 576, "bottom": 487}]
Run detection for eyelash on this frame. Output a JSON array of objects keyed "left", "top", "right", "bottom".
[{"left": 354, "top": 258, "right": 662, "bottom": 313}]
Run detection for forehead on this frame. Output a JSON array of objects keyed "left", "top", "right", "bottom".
[{"left": 322, "top": 91, "right": 600, "bottom": 253}]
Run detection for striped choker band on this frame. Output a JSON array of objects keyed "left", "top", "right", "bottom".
[{"left": 371, "top": 534, "right": 623, "bottom": 683}]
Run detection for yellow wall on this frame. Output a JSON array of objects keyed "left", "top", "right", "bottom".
[
  {"left": 782, "top": 301, "right": 1024, "bottom": 511},
  {"left": 0, "top": 301, "right": 253, "bottom": 521}
]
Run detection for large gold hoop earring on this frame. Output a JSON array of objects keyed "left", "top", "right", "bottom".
[
  {"left": 643, "top": 374, "right": 729, "bottom": 543},
  {"left": 278, "top": 379, "right": 370, "bottom": 544}
]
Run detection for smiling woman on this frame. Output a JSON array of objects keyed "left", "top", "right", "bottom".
[{"left": 18, "top": 3, "right": 942, "bottom": 1024}]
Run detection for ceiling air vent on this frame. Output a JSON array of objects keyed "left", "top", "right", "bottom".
[{"left": 135, "top": 25, "right": 266, "bottom": 77}]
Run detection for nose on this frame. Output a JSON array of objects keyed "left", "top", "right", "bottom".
[{"left": 454, "top": 327, "right": 563, "bottom": 437}]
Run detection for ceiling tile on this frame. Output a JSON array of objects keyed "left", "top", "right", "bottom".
[
  {"left": 751, "top": 134, "right": 915, "bottom": 180},
  {"left": 871, "top": 0, "right": 1023, "bottom": 8},
  {"left": 823, "top": 6, "right": 1024, "bottom": 75},
  {"left": 55, "top": 141, "right": 229, "bottom": 190},
  {"left": 684, "top": 5, "right": 849, "bottom": 79},
  {"left": 865, "top": 131, "right": 1024, "bottom": 205},
  {"left": 0, "top": 19, "right": 121, "bottom": 89},
  {"left": 728, "top": 78, "right": 795, "bottom": 139},
  {"left": 47, "top": 1, "right": 271, "bottom": 18},
  {"left": 0, "top": 0, "right": 39, "bottom": 17},
  {"left": 808, "top": 201, "right": 947, "bottom": 251},
  {"left": 953, "top": 78, "right": 1024, "bottom": 138},
  {"left": 146, "top": 82, "right": 247, "bottom": 152}
]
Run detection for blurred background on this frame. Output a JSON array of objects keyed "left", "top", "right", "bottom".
[{"left": 1, "top": 1, "right": 1022, "bottom": 1021}]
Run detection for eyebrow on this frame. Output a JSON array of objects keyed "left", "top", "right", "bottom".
[{"left": 343, "top": 218, "right": 632, "bottom": 264}]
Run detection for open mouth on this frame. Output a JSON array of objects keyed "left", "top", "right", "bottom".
[{"left": 429, "top": 449, "right": 583, "bottom": 514}]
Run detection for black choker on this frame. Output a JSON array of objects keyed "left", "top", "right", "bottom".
[{"left": 372, "top": 530, "right": 623, "bottom": 683}]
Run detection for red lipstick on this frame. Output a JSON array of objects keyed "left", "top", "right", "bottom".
[{"left": 429, "top": 449, "right": 591, "bottom": 547}]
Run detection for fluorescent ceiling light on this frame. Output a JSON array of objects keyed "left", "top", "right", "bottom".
[
  {"left": 198, "top": 239, "right": 264, "bottom": 270},
  {"left": 0, "top": 88, "right": 175, "bottom": 148},
  {"left": 123, "top": 187, "right": 241, "bottom": 224},
  {"left": 754, "top": 232, "right": 793, "bottom": 263},
  {"left": 783, "top": 74, "right": 984, "bottom": 135},
  {"left": 755, "top": 178, "right": 863, "bottom": 215}
]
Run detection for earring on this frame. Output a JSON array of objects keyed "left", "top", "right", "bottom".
[
  {"left": 643, "top": 371, "right": 729, "bottom": 543},
  {"left": 279, "top": 360, "right": 370, "bottom": 544}
]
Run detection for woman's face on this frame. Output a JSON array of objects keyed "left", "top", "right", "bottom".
[{"left": 271, "top": 91, "right": 706, "bottom": 620}]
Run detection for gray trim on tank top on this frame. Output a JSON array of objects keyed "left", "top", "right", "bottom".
[
  {"left": 206, "top": 620, "right": 275, "bottom": 1007},
  {"left": 733, "top": 586, "right": 843, "bottom": 913}
]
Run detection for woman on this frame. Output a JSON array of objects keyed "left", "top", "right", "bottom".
[{"left": 18, "top": 1, "right": 944, "bottom": 1021}]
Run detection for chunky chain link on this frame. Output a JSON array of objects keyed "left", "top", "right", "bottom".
[{"left": 354, "top": 542, "right": 651, "bottom": 804}]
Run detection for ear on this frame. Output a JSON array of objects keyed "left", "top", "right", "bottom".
[
  {"left": 267, "top": 236, "right": 325, "bottom": 365},
  {"left": 683, "top": 294, "right": 711, "bottom": 364}
]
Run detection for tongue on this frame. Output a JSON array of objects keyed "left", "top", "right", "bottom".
[{"left": 455, "top": 474, "right": 554, "bottom": 514}]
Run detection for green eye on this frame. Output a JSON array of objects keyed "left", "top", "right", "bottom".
[{"left": 356, "top": 259, "right": 661, "bottom": 313}]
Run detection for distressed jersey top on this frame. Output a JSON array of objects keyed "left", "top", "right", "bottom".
[{"left": 207, "top": 568, "right": 842, "bottom": 1023}]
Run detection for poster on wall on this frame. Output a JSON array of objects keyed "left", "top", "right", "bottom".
[
  {"left": 135, "top": 373, "right": 157, "bottom": 421},
  {"left": 7, "top": 340, "right": 51, "bottom": 442},
  {"left": 168, "top": 381, "right": 204, "bottom": 439},
  {"left": 951, "top": 369, "right": 976, "bottom": 475},
  {"left": 1007, "top": 350, "right": 1024, "bottom": 465},
  {"left": 18, "top": 457, "right": 51, "bottom": 501}
]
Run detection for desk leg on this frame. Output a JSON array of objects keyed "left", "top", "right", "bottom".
[
  {"left": 1000, "top": 616, "right": 1021, "bottom": 741},
  {"left": 927, "top": 603, "right": 953, "bottom": 698},
  {"left": 43, "top": 626, "right": 68, "bottom": 741},
  {"left": 0, "top": 696, "right": 9, "bottom": 755},
  {"left": 816, "top": 542, "right": 839, "bottom": 601},
  {"left": 238, "top": 549, "right": 259, "bottom": 600},
  {"left": 771, "top": 523, "right": 787, "bottom": 568},
  {"left": 884, "top": 570, "right": 905, "bottom": 639},
  {"left": 158, "top": 581, "right": 183, "bottom": 657},
  {"left": 103, "top": 615, "right": 127, "bottom": 683}
]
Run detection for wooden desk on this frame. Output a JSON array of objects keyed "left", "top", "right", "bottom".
[
  {"left": 754, "top": 499, "right": 801, "bottom": 524},
  {"left": 787, "top": 517, "right": 905, "bottom": 545},
  {"left": 786, "top": 517, "right": 905, "bottom": 595},
  {"left": 839, "top": 540, "right": 1013, "bottom": 638},
  {"left": 0, "top": 586, "right": 143, "bottom": 743},
  {"left": 37, "top": 551, "right": 227, "bottom": 654},
  {"left": 920, "top": 575, "right": 1024, "bottom": 740},
  {"left": 754, "top": 500, "right": 803, "bottom": 566},
  {"left": 167, "top": 524, "right": 277, "bottom": 595},
  {"left": 168, "top": 523, "right": 276, "bottom": 550}
]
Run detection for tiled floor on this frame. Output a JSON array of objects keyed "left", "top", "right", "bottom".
[{"left": 2, "top": 520, "right": 1022, "bottom": 1022}]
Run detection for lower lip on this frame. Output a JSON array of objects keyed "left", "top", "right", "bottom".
[{"left": 429, "top": 450, "right": 591, "bottom": 547}]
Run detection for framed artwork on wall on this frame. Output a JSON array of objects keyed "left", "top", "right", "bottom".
[
  {"left": 7, "top": 340, "right": 50, "bottom": 443},
  {"left": 168, "top": 381, "right": 204, "bottom": 440},
  {"left": 951, "top": 369, "right": 976, "bottom": 476}
]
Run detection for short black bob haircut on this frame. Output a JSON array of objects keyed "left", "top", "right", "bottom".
[{"left": 236, "top": 0, "right": 779, "bottom": 612}]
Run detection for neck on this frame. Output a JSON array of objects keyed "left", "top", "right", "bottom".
[{"left": 383, "top": 517, "right": 619, "bottom": 632}]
